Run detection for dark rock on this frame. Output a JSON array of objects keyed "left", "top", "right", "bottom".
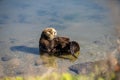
[
  {"left": 34, "top": 60, "right": 42, "bottom": 66},
  {"left": 93, "top": 40, "right": 104, "bottom": 45},
  {"left": 69, "top": 60, "right": 115, "bottom": 77},
  {"left": 69, "top": 62, "right": 94, "bottom": 74},
  {"left": 1, "top": 56, "right": 12, "bottom": 61},
  {"left": 34, "top": 62, "right": 40, "bottom": 66},
  {"left": 16, "top": 71, "right": 23, "bottom": 75},
  {"left": 69, "top": 68, "right": 79, "bottom": 74}
]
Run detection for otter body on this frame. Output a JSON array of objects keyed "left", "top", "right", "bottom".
[
  {"left": 39, "top": 28, "right": 57, "bottom": 55},
  {"left": 52, "top": 37, "right": 80, "bottom": 58},
  {"left": 39, "top": 28, "right": 80, "bottom": 58},
  {"left": 39, "top": 34, "right": 52, "bottom": 53}
]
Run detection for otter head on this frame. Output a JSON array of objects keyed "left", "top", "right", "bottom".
[{"left": 42, "top": 27, "right": 57, "bottom": 40}]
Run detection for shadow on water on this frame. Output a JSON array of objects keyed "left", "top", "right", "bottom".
[
  {"left": 10, "top": 46, "right": 39, "bottom": 55},
  {"left": 10, "top": 46, "right": 80, "bottom": 67}
]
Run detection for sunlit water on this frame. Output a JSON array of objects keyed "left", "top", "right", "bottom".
[{"left": 0, "top": 0, "right": 117, "bottom": 76}]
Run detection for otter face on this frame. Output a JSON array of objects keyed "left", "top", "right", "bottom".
[{"left": 43, "top": 28, "right": 57, "bottom": 40}]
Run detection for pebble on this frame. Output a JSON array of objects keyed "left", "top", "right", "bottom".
[
  {"left": 16, "top": 71, "right": 23, "bottom": 75},
  {"left": 93, "top": 40, "right": 104, "bottom": 45},
  {"left": 69, "top": 62, "right": 94, "bottom": 74},
  {"left": 34, "top": 60, "right": 42, "bottom": 66},
  {"left": 1, "top": 56, "right": 12, "bottom": 61}
]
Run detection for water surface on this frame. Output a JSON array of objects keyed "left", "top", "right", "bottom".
[{"left": 0, "top": 0, "right": 117, "bottom": 76}]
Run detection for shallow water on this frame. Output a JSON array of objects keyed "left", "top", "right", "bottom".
[{"left": 0, "top": 0, "right": 118, "bottom": 76}]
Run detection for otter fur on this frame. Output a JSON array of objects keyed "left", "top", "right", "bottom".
[
  {"left": 39, "top": 28, "right": 57, "bottom": 55},
  {"left": 39, "top": 28, "right": 80, "bottom": 58},
  {"left": 52, "top": 37, "right": 80, "bottom": 58}
]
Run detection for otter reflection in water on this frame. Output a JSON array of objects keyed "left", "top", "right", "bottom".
[
  {"left": 40, "top": 51, "right": 80, "bottom": 68},
  {"left": 40, "top": 54, "right": 58, "bottom": 68}
]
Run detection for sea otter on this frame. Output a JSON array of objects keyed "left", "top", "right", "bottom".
[
  {"left": 39, "top": 27, "right": 57, "bottom": 55},
  {"left": 39, "top": 27, "right": 80, "bottom": 58}
]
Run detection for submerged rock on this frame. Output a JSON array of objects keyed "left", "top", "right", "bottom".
[
  {"left": 1, "top": 56, "right": 12, "bottom": 61},
  {"left": 69, "top": 60, "right": 114, "bottom": 78},
  {"left": 34, "top": 59, "right": 42, "bottom": 66},
  {"left": 69, "top": 60, "right": 111, "bottom": 75}
]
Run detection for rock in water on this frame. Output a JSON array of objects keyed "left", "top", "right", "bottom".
[
  {"left": 69, "top": 62, "right": 94, "bottom": 74},
  {"left": 1, "top": 56, "right": 12, "bottom": 61},
  {"left": 69, "top": 60, "right": 112, "bottom": 75}
]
